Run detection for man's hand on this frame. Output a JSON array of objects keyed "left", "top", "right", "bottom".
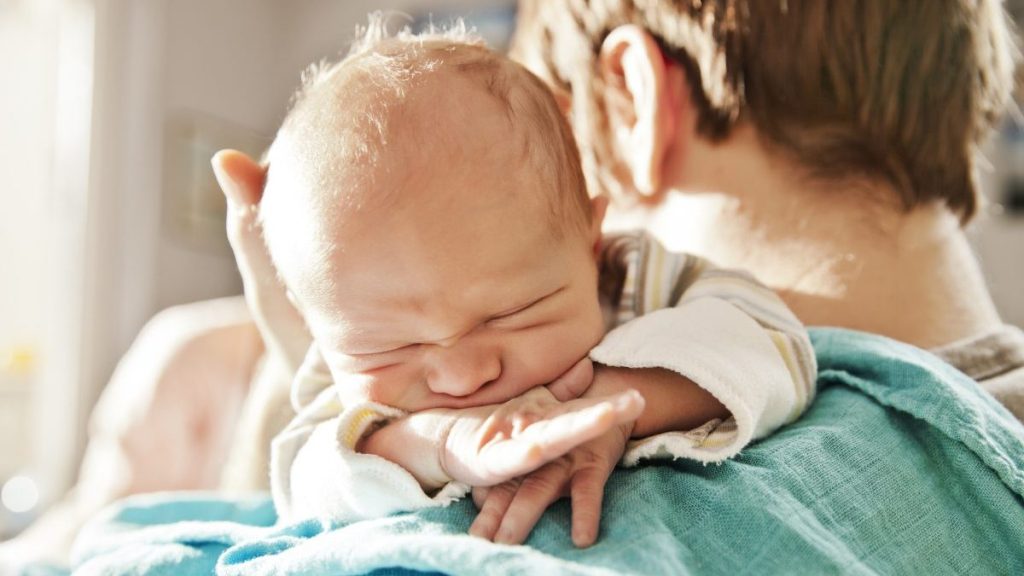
[
  {"left": 212, "top": 150, "right": 311, "bottom": 374},
  {"left": 468, "top": 421, "right": 632, "bottom": 548}
]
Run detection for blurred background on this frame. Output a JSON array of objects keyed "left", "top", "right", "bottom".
[{"left": 0, "top": 0, "right": 1020, "bottom": 539}]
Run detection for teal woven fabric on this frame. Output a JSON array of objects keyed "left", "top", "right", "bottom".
[{"left": 66, "top": 328, "right": 1024, "bottom": 575}]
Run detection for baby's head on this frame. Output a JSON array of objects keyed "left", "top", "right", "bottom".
[{"left": 261, "top": 22, "right": 608, "bottom": 411}]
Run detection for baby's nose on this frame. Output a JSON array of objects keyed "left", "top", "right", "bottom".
[{"left": 425, "top": 344, "right": 501, "bottom": 397}]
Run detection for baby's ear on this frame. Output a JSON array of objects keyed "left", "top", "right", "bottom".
[
  {"left": 212, "top": 149, "right": 266, "bottom": 208},
  {"left": 589, "top": 195, "right": 609, "bottom": 256}
]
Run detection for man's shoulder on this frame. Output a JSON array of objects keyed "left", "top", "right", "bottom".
[{"left": 930, "top": 324, "right": 1024, "bottom": 424}]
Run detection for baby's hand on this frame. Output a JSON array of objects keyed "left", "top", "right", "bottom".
[
  {"left": 440, "top": 386, "right": 643, "bottom": 487},
  {"left": 468, "top": 420, "right": 632, "bottom": 548}
]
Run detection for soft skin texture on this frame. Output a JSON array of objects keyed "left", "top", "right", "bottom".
[
  {"left": 254, "top": 56, "right": 730, "bottom": 546},
  {"left": 263, "top": 66, "right": 611, "bottom": 414},
  {"left": 219, "top": 148, "right": 670, "bottom": 548}
]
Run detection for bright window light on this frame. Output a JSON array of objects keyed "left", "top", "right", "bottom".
[{"left": 1, "top": 475, "right": 40, "bottom": 514}]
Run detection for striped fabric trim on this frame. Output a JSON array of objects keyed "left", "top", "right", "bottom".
[{"left": 598, "top": 231, "right": 818, "bottom": 426}]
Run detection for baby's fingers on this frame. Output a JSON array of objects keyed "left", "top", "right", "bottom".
[
  {"left": 479, "top": 391, "right": 642, "bottom": 481},
  {"left": 569, "top": 461, "right": 613, "bottom": 547},
  {"left": 537, "top": 390, "right": 644, "bottom": 454},
  {"left": 493, "top": 460, "right": 571, "bottom": 545},
  {"left": 469, "top": 481, "right": 519, "bottom": 541}
]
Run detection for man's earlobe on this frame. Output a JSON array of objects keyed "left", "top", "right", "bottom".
[{"left": 599, "top": 26, "right": 675, "bottom": 197}]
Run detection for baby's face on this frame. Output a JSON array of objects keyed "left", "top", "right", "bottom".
[
  {"left": 290, "top": 166, "right": 606, "bottom": 412},
  {"left": 264, "top": 61, "right": 606, "bottom": 412}
]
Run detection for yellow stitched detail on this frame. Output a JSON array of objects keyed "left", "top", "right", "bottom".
[
  {"left": 342, "top": 408, "right": 381, "bottom": 449},
  {"left": 700, "top": 431, "right": 739, "bottom": 449},
  {"left": 649, "top": 242, "right": 666, "bottom": 311},
  {"left": 768, "top": 331, "right": 806, "bottom": 423}
]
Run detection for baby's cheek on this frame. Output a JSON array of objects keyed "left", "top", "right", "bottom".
[
  {"left": 337, "top": 368, "right": 439, "bottom": 412},
  {"left": 525, "top": 339, "right": 584, "bottom": 386},
  {"left": 333, "top": 372, "right": 396, "bottom": 407},
  {"left": 332, "top": 376, "right": 374, "bottom": 404}
]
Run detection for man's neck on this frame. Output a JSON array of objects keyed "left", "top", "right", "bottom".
[{"left": 606, "top": 128, "right": 1003, "bottom": 349}]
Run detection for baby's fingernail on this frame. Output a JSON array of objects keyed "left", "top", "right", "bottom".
[
  {"left": 573, "top": 523, "right": 598, "bottom": 547},
  {"left": 494, "top": 527, "right": 515, "bottom": 544},
  {"left": 615, "top": 390, "right": 642, "bottom": 409}
]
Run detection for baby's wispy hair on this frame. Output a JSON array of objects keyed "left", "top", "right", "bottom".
[{"left": 260, "top": 12, "right": 593, "bottom": 300}]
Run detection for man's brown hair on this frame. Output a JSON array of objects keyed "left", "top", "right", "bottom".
[{"left": 513, "top": 0, "right": 1020, "bottom": 222}]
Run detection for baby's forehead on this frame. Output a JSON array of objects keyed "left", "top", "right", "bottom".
[
  {"left": 262, "top": 38, "right": 587, "bottom": 270},
  {"left": 272, "top": 50, "right": 537, "bottom": 204}
]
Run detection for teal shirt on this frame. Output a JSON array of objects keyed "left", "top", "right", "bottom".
[{"left": 67, "top": 328, "right": 1024, "bottom": 575}]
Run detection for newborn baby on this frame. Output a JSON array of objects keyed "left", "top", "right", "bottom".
[{"left": 259, "top": 24, "right": 816, "bottom": 547}]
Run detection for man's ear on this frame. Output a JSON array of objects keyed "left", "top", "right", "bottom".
[
  {"left": 589, "top": 195, "right": 609, "bottom": 257},
  {"left": 599, "top": 25, "right": 678, "bottom": 197},
  {"left": 212, "top": 149, "right": 267, "bottom": 208}
]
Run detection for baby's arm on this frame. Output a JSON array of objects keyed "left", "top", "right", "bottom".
[
  {"left": 587, "top": 365, "right": 728, "bottom": 438},
  {"left": 464, "top": 365, "right": 727, "bottom": 547},
  {"left": 271, "top": 350, "right": 643, "bottom": 524},
  {"left": 360, "top": 384, "right": 642, "bottom": 489},
  {"left": 469, "top": 236, "right": 817, "bottom": 546},
  {"left": 588, "top": 232, "right": 817, "bottom": 465},
  {"left": 359, "top": 357, "right": 644, "bottom": 490}
]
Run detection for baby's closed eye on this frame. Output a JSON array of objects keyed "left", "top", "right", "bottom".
[{"left": 337, "top": 345, "right": 418, "bottom": 372}]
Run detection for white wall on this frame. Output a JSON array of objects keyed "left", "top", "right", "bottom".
[
  {"left": 0, "top": 1, "right": 60, "bottom": 483},
  {"left": 0, "top": 5, "right": 59, "bottom": 355}
]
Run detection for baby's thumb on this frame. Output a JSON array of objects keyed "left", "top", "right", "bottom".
[{"left": 546, "top": 357, "right": 594, "bottom": 402}]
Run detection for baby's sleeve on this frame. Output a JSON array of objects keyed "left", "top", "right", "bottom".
[
  {"left": 270, "top": 346, "right": 468, "bottom": 524},
  {"left": 590, "top": 239, "right": 816, "bottom": 465}
]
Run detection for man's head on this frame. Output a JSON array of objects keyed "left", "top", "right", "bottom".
[
  {"left": 260, "top": 20, "right": 608, "bottom": 411},
  {"left": 513, "top": 0, "right": 1020, "bottom": 222}
]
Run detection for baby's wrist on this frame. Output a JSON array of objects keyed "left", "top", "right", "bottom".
[
  {"left": 360, "top": 409, "right": 457, "bottom": 491},
  {"left": 592, "top": 365, "right": 729, "bottom": 438},
  {"left": 586, "top": 364, "right": 633, "bottom": 399}
]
